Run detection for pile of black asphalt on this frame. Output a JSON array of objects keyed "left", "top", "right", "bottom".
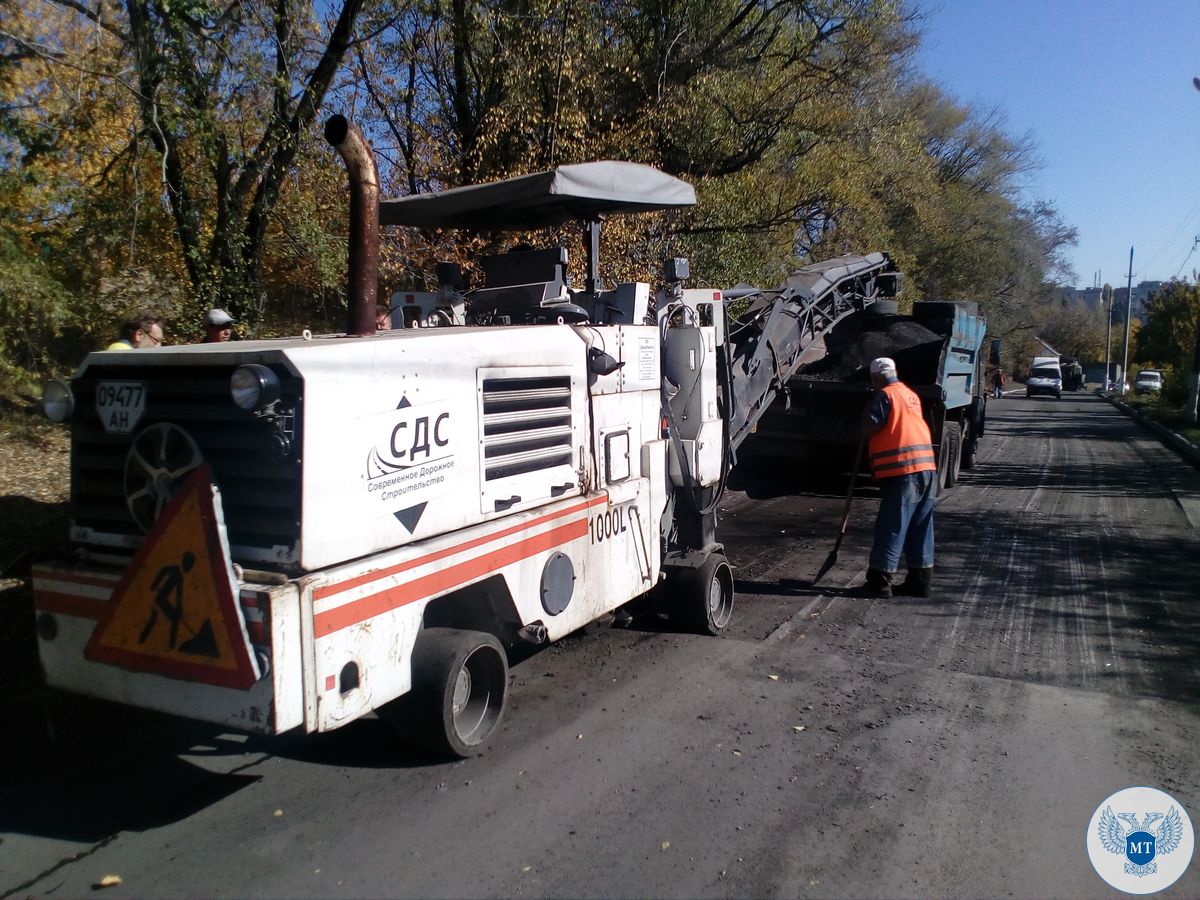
[{"left": 799, "top": 315, "right": 944, "bottom": 383}]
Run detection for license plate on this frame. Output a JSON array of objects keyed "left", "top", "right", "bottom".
[{"left": 97, "top": 381, "right": 146, "bottom": 434}]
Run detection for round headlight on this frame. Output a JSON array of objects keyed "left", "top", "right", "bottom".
[
  {"left": 42, "top": 380, "right": 74, "bottom": 422},
  {"left": 231, "top": 365, "right": 281, "bottom": 412}
]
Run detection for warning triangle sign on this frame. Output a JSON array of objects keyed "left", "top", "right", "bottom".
[{"left": 85, "top": 465, "right": 261, "bottom": 690}]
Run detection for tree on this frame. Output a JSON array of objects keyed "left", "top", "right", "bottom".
[
  {"left": 1136, "top": 281, "right": 1200, "bottom": 395},
  {"left": 1136, "top": 282, "right": 1196, "bottom": 368},
  {"left": 122, "top": 0, "right": 371, "bottom": 325},
  {"left": 351, "top": 0, "right": 918, "bottom": 288}
]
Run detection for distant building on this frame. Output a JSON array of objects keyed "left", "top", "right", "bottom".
[
  {"left": 1068, "top": 280, "right": 1165, "bottom": 324},
  {"left": 1075, "top": 286, "right": 1104, "bottom": 312}
]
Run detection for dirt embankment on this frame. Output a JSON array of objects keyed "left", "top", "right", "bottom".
[{"left": 0, "top": 420, "right": 71, "bottom": 767}]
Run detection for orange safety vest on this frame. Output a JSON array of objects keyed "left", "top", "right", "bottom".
[{"left": 868, "top": 381, "right": 937, "bottom": 479}]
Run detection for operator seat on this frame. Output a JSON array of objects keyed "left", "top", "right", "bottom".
[{"left": 472, "top": 246, "right": 588, "bottom": 323}]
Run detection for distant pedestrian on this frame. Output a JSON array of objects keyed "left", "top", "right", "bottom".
[
  {"left": 106, "top": 313, "right": 164, "bottom": 350},
  {"left": 991, "top": 367, "right": 1005, "bottom": 399},
  {"left": 203, "top": 308, "right": 235, "bottom": 343},
  {"left": 859, "top": 357, "right": 938, "bottom": 599}
]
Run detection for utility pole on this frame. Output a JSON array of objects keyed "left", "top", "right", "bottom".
[
  {"left": 1120, "top": 247, "right": 1134, "bottom": 395},
  {"left": 1102, "top": 283, "right": 1114, "bottom": 389},
  {"left": 1188, "top": 323, "right": 1200, "bottom": 423},
  {"left": 1188, "top": 248, "right": 1200, "bottom": 421}
]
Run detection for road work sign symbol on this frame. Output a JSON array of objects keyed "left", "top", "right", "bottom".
[{"left": 85, "top": 465, "right": 260, "bottom": 689}]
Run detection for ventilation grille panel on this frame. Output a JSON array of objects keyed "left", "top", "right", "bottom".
[{"left": 481, "top": 376, "right": 573, "bottom": 481}]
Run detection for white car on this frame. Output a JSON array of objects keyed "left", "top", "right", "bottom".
[{"left": 1134, "top": 370, "right": 1163, "bottom": 394}]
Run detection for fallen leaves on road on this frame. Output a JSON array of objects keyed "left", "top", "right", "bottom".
[
  {"left": 94, "top": 875, "right": 122, "bottom": 889},
  {"left": 660, "top": 841, "right": 671, "bottom": 851},
  {"left": 273, "top": 809, "right": 283, "bottom": 817},
  {"left": 792, "top": 725, "right": 806, "bottom": 733},
  {"left": 767, "top": 674, "right": 780, "bottom": 681}
]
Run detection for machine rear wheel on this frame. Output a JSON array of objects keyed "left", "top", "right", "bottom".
[
  {"left": 668, "top": 552, "right": 735, "bottom": 635},
  {"left": 384, "top": 627, "right": 508, "bottom": 758}
]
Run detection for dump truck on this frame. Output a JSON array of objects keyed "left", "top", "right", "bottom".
[
  {"left": 748, "top": 301, "right": 992, "bottom": 488},
  {"left": 31, "top": 116, "right": 901, "bottom": 757}
]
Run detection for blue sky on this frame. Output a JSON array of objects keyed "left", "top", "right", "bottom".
[{"left": 914, "top": 0, "right": 1200, "bottom": 289}]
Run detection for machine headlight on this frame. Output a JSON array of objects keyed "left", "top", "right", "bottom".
[
  {"left": 42, "top": 380, "right": 74, "bottom": 422},
  {"left": 231, "top": 365, "right": 281, "bottom": 412}
]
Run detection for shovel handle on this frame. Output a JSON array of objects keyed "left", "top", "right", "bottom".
[{"left": 836, "top": 437, "right": 867, "bottom": 536}]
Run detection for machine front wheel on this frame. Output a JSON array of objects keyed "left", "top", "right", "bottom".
[{"left": 668, "top": 552, "right": 735, "bottom": 636}]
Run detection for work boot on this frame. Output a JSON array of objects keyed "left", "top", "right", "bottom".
[
  {"left": 894, "top": 567, "right": 933, "bottom": 598},
  {"left": 859, "top": 568, "right": 892, "bottom": 598}
]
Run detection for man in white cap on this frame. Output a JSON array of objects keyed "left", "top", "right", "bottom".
[
  {"left": 859, "top": 356, "right": 938, "bottom": 598},
  {"left": 203, "top": 308, "right": 235, "bottom": 343}
]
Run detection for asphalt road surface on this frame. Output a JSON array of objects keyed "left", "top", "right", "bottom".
[{"left": 3, "top": 391, "right": 1199, "bottom": 898}]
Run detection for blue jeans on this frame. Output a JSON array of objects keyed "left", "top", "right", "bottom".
[{"left": 870, "top": 470, "right": 936, "bottom": 573}]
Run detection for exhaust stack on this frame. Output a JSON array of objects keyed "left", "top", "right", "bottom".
[{"left": 324, "top": 115, "right": 380, "bottom": 337}]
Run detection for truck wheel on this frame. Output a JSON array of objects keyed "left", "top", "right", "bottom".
[
  {"left": 668, "top": 552, "right": 735, "bottom": 636},
  {"left": 939, "top": 425, "right": 962, "bottom": 489},
  {"left": 960, "top": 423, "right": 976, "bottom": 470},
  {"left": 386, "top": 627, "right": 508, "bottom": 758}
]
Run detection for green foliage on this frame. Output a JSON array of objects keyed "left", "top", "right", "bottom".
[
  {"left": 2, "top": 0, "right": 1084, "bottom": 386},
  {"left": 1135, "top": 281, "right": 1200, "bottom": 404},
  {"left": 0, "top": 226, "right": 70, "bottom": 376},
  {"left": 1136, "top": 281, "right": 1200, "bottom": 370}
]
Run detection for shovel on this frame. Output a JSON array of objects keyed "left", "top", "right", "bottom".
[{"left": 812, "top": 437, "right": 866, "bottom": 586}]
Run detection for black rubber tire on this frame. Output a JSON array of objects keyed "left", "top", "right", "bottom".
[
  {"left": 960, "top": 422, "right": 976, "bottom": 470},
  {"left": 384, "top": 627, "right": 508, "bottom": 758},
  {"left": 667, "top": 552, "right": 735, "bottom": 636},
  {"left": 938, "top": 424, "right": 961, "bottom": 490}
]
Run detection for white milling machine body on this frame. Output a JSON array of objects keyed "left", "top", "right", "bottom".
[{"left": 33, "top": 117, "right": 900, "bottom": 756}]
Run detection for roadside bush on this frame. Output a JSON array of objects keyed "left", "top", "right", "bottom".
[{"left": 1162, "top": 366, "right": 1189, "bottom": 405}]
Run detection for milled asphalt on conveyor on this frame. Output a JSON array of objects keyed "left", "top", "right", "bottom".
[{"left": 2, "top": 392, "right": 1198, "bottom": 899}]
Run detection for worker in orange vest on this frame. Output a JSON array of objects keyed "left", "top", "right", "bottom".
[{"left": 859, "top": 357, "right": 938, "bottom": 598}]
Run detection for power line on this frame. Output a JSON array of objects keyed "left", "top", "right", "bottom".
[
  {"left": 1142, "top": 196, "right": 1200, "bottom": 274},
  {"left": 1174, "top": 235, "right": 1200, "bottom": 280}
]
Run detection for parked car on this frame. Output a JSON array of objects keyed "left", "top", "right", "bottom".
[{"left": 1134, "top": 370, "right": 1163, "bottom": 394}]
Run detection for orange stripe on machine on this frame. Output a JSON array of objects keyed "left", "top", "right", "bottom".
[
  {"left": 313, "top": 495, "right": 606, "bottom": 602},
  {"left": 313, "top": 518, "right": 588, "bottom": 637},
  {"left": 34, "top": 589, "right": 110, "bottom": 620}
]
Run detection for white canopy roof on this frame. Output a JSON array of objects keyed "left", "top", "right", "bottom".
[{"left": 379, "top": 161, "right": 696, "bottom": 230}]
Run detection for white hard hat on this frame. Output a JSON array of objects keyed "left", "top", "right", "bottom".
[{"left": 869, "top": 357, "right": 896, "bottom": 375}]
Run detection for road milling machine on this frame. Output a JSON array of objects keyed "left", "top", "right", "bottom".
[{"left": 33, "top": 116, "right": 899, "bottom": 756}]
